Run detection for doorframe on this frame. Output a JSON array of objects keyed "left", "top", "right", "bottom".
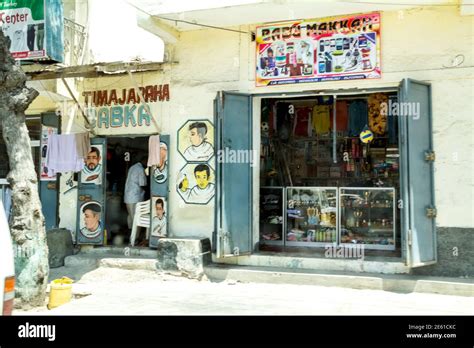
[
  {"left": 247, "top": 85, "right": 407, "bottom": 262},
  {"left": 101, "top": 133, "right": 155, "bottom": 238}
]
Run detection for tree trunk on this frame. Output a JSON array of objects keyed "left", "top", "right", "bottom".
[{"left": 0, "top": 32, "right": 49, "bottom": 307}]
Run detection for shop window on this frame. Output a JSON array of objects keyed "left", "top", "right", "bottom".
[{"left": 259, "top": 93, "right": 401, "bottom": 255}]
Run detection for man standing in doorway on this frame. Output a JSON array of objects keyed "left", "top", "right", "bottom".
[{"left": 124, "top": 155, "right": 148, "bottom": 242}]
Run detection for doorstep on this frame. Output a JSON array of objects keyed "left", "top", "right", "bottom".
[
  {"left": 62, "top": 239, "right": 211, "bottom": 279},
  {"left": 64, "top": 246, "right": 158, "bottom": 271},
  {"left": 212, "top": 253, "right": 410, "bottom": 274},
  {"left": 204, "top": 264, "right": 474, "bottom": 297}
]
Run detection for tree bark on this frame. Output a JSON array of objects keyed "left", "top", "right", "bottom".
[{"left": 0, "top": 32, "right": 49, "bottom": 307}]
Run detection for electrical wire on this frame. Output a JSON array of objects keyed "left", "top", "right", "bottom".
[
  {"left": 126, "top": 1, "right": 250, "bottom": 35},
  {"left": 155, "top": 15, "right": 250, "bottom": 34}
]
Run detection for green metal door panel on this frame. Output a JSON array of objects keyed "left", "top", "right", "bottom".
[
  {"left": 40, "top": 112, "right": 59, "bottom": 230},
  {"left": 400, "top": 79, "right": 436, "bottom": 266},
  {"left": 149, "top": 134, "right": 169, "bottom": 249},
  {"left": 215, "top": 92, "right": 253, "bottom": 257},
  {"left": 76, "top": 137, "right": 107, "bottom": 245}
]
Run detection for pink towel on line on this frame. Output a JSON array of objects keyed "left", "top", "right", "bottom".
[{"left": 147, "top": 135, "right": 161, "bottom": 167}]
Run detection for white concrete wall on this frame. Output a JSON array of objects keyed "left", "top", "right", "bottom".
[
  {"left": 170, "top": 6, "right": 474, "bottom": 230},
  {"left": 53, "top": 6, "right": 473, "bottom": 240}
]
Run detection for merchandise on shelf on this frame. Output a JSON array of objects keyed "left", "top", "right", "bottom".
[{"left": 339, "top": 187, "right": 396, "bottom": 250}]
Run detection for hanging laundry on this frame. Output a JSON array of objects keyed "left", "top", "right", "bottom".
[
  {"left": 312, "top": 104, "right": 331, "bottom": 134},
  {"left": 147, "top": 134, "right": 161, "bottom": 167},
  {"left": 293, "top": 107, "right": 312, "bottom": 136},
  {"left": 348, "top": 100, "right": 368, "bottom": 136},
  {"left": 45, "top": 134, "right": 84, "bottom": 176},
  {"left": 330, "top": 100, "right": 349, "bottom": 132},
  {"left": 368, "top": 93, "right": 389, "bottom": 135},
  {"left": 75, "top": 132, "right": 90, "bottom": 160}
]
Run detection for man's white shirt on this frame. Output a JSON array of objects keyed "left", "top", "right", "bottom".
[
  {"left": 182, "top": 183, "right": 215, "bottom": 204},
  {"left": 152, "top": 216, "right": 167, "bottom": 237},
  {"left": 183, "top": 142, "right": 214, "bottom": 162}
]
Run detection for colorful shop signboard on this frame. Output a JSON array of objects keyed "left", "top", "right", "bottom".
[
  {"left": 0, "top": 0, "right": 63, "bottom": 62},
  {"left": 256, "top": 12, "right": 381, "bottom": 86}
]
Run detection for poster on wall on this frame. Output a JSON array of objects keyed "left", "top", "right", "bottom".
[
  {"left": 177, "top": 120, "right": 215, "bottom": 162},
  {"left": 0, "top": 0, "right": 63, "bottom": 62},
  {"left": 152, "top": 141, "right": 168, "bottom": 185},
  {"left": 81, "top": 144, "right": 104, "bottom": 185},
  {"left": 177, "top": 163, "right": 215, "bottom": 205},
  {"left": 40, "top": 125, "right": 57, "bottom": 181},
  {"left": 256, "top": 12, "right": 381, "bottom": 86},
  {"left": 149, "top": 196, "right": 167, "bottom": 248},
  {"left": 78, "top": 201, "right": 103, "bottom": 241}
]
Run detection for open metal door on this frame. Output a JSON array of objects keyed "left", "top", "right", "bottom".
[
  {"left": 399, "top": 79, "right": 436, "bottom": 267},
  {"left": 76, "top": 137, "right": 107, "bottom": 245},
  {"left": 215, "top": 92, "right": 253, "bottom": 258},
  {"left": 149, "top": 134, "right": 169, "bottom": 249},
  {"left": 39, "top": 112, "right": 60, "bottom": 230}
]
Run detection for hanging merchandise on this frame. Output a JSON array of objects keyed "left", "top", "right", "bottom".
[
  {"left": 147, "top": 134, "right": 161, "bottom": 167},
  {"left": 360, "top": 127, "right": 374, "bottom": 143},
  {"left": 330, "top": 100, "right": 349, "bottom": 132},
  {"left": 45, "top": 134, "right": 88, "bottom": 176},
  {"left": 312, "top": 102, "right": 331, "bottom": 135},
  {"left": 387, "top": 98, "right": 398, "bottom": 144},
  {"left": 276, "top": 102, "right": 291, "bottom": 141},
  {"left": 348, "top": 100, "right": 368, "bottom": 136},
  {"left": 368, "top": 93, "right": 389, "bottom": 135},
  {"left": 293, "top": 107, "right": 312, "bottom": 136}
]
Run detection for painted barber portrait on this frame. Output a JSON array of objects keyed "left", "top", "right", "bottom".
[
  {"left": 81, "top": 145, "right": 103, "bottom": 185},
  {"left": 153, "top": 142, "right": 168, "bottom": 184},
  {"left": 178, "top": 120, "right": 214, "bottom": 162},
  {"left": 79, "top": 201, "right": 103, "bottom": 239},
  {"left": 151, "top": 197, "right": 167, "bottom": 238},
  {"left": 177, "top": 163, "right": 215, "bottom": 205}
]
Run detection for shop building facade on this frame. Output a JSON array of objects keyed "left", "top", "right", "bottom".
[{"left": 11, "top": 3, "right": 474, "bottom": 277}]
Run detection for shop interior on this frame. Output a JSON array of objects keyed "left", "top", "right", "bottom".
[
  {"left": 105, "top": 137, "right": 149, "bottom": 245},
  {"left": 259, "top": 92, "right": 401, "bottom": 257}
]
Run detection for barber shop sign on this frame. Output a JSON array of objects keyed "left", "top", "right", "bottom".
[{"left": 82, "top": 84, "right": 170, "bottom": 135}]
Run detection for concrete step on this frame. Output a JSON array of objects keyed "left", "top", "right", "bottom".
[
  {"left": 79, "top": 245, "right": 158, "bottom": 258},
  {"left": 64, "top": 247, "right": 158, "bottom": 271},
  {"left": 204, "top": 264, "right": 474, "bottom": 297},
  {"left": 213, "top": 253, "right": 411, "bottom": 274}
]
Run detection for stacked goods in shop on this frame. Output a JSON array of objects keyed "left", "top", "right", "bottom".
[{"left": 368, "top": 93, "right": 389, "bottom": 135}]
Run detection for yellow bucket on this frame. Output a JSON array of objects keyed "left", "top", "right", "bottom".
[{"left": 47, "top": 277, "right": 73, "bottom": 310}]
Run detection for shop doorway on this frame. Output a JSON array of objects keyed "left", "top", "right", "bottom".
[
  {"left": 216, "top": 81, "right": 435, "bottom": 268},
  {"left": 105, "top": 136, "right": 149, "bottom": 246},
  {"left": 258, "top": 92, "right": 402, "bottom": 258}
]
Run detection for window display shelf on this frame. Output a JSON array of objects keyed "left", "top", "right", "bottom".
[
  {"left": 260, "top": 186, "right": 285, "bottom": 245},
  {"left": 286, "top": 187, "right": 338, "bottom": 247},
  {"left": 339, "top": 187, "right": 396, "bottom": 251}
]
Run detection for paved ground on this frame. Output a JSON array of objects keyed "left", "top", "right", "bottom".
[{"left": 14, "top": 267, "right": 474, "bottom": 315}]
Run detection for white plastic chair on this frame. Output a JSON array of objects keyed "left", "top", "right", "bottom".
[{"left": 130, "top": 200, "right": 150, "bottom": 246}]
